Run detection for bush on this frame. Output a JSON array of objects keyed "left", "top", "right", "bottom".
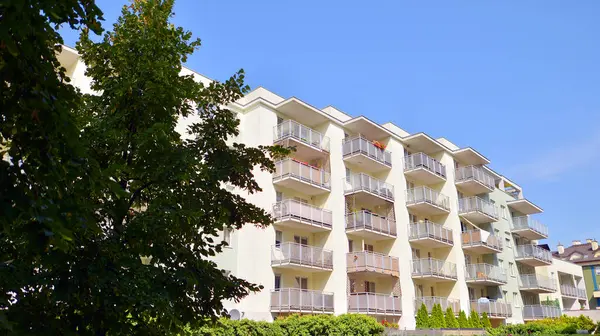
[
  {"left": 487, "top": 314, "right": 597, "bottom": 335},
  {"left": 430, "top": 304, "right": 446, "bottom": 329},
  {"left": 415, "top": 303, "right": 430, "bottom": 329},
  {"left": 480, "top": 312, "right": 491, "bottom": 329},
  {"left": 457, "top": 310, "right": 470, "bottom": 328},
  {"left": 469, "top": 310, "right": 482, "bottom": 328},
  {"left": 444, "top": 307, "right": 459, "bottom": 329}
]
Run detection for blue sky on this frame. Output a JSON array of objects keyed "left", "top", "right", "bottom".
[{"left": 60, "top": 1, "right": 600, "bottom": 249}]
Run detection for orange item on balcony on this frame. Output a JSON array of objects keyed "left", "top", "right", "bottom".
[{"left": 372, "top": 140, "right": 386, "bottom": 150}]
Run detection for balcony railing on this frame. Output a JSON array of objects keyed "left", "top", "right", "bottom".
[
  {"left": 344, "top": 173, "right": 394, "bottom": 201},
  {"left": 348, "top": 293, "right": 402, "bottom": 315},
  {"left": 470, "top": 300, "right": 512, "bottom": 318},
  {"left": 346, "top": 251, "right": 399, "bottom": 277},
  {"left": 274, "top": 120, "right": 330, "bottom": 152},
  {"left": 415, "top": 297, "right": 460, "bottom": 313},
  {"left": 404, "top": 152, "right": 446, "bottom": 179},
  {"left": 271, "top": 242, "right": 333, "bottom": 270},
  {"left": 270, "top": 288, "right": 334, "bottom": 313},
  {"left": 343, "top": 136, "right": 392, "bottom": 167},
  {"left": 408, "top": 221, "right": 454, "bottom": 245},
  {"left": 458, "top": 197, "right": 498, "bottom": 220},
  {"left": 412, "top": 258, "right": 457, "bottom": 280},
  {"left": 461, "top": 230, "right": 503, "bottom": 251},
  {"left": 465, "top": 263, "right": 507, "bottom": 284},
  {"left": 560, "top": 284, "right": 587, "bottom": 299},
  {"left": 406, "top": 186, "right": 450, "bottom": 211},
  {"left": 523, "top": 305, "right": 561, "bottom": 319},
  {"left": 455, "top": 165, "right": 495, "bottom": 190},
  {"left": 273, "top": 199, "right": 332, "bottom": 230},
  {"left": 346, "top": 211, "right": 397, "bottom": 237},
  {"left": 520, "top": 274, "right": 557, "bottom": 291},
  {"left": 512, "top": 216, "right": 549, "bottom": 237},
  {"left": 273, "top": 159, "right": 331, "bottom": 189},
  {"left": 515, "top": 245, "right": 553, "bottom": 264}
]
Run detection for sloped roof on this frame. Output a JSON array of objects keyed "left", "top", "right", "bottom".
[{"left": 553, "top": 242, "right": 600, "bottom": 264}]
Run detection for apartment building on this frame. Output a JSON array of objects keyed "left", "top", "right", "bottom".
[
  {"left": 554, "top": 239, "right": 600, "bottom": 310},
  {"left": 57, "top": 46, "right": 588, "bottom": 329}
]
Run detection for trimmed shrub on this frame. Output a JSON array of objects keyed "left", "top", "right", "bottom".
[
  {"left": 480, "top": 312, "right": 491, "bottom": 329},
  {"left": 430, "top": 304, "right": 446, "bottom": 329},
  {"left": 488, "top": 314, "right": 597, "bottom": 335},
  {"left": 415, "top": 303, "right": 430, "bottom": 329},
  {"left": 444, "top": 307, "right": 459, "bottom": 329},
  {"left": 469, "top": 310, "right": 481, "bottom": 328},
  {"left": 457, "top": 310, "right": 470, "bottom": 328}
]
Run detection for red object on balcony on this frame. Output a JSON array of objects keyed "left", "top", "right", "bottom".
[{"left": 372, "top": 140, "right": 386, "bottom": 150}]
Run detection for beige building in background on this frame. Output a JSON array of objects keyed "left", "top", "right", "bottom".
[{"left": 57, "top": 46, "right": 588, "bottom": 329}]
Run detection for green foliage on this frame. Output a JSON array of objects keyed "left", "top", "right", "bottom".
[
  {"left": 415, "top": 303, "right": 430, "bottom": 329},
  {"left": 193, "top": 314, "right": 384, "bottom": 336},
  {"left": 487, "top": 315, "right": 597, "bottom": 335},
  {"left": 430, "top": 304, "right": 446, "bottom": 329},
  {"left": 469, "top": 310, "right": 482, "bottom": 328},
  {"left": 444, "top": 307, "right": 459, "bottom": 329},
  {"left": 457, "top": 310, "right": 470, "bottom": 328},
  {"left": 480, "top": 312, "right": 491, "bottom": 329}
]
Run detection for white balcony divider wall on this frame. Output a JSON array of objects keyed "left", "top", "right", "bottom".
[
  {"left": 273, "top": 199, "right": 333, "bottom": 229},
  {"left": 273, "top": 158, "right": 331, "bottom": 189},
  {"left": 515, "top": 245, "right": 553, "bottom": 264},
  {"left": 271, "top": 242, "right": 333, "bottom": 269},
  {"left": 412, "top": 258, "right": 457, "bottom": 279},
  {"left": 465, "top": 263, "right": 507, "bottom": 283},
  {"left": 346, "top": 210, "right": 397, "bottom": 236},
  {"left": 342, "top": 136, "right": 392, "bottom": 166},
  {"left": 405, "top": 186, "right": 450, "bottom": 210},
  {"left": 455, "top": 165, "right": 495, "bottom": 189},
  {"left": 403, "top": 152, "right": 446, "bottom": 178},
  {"left": 512, "top": 216, "right": 549, "bottom": 237},
  {"left": 274, "top": 120, "right": 330, "bottom": 151},
  {"left": 344, "top": 173, "right": 394, "bottom": 200},
  {"left": 458, "top": 196, "right": 498, "bottom": 219},
  {"left": 270, "top": 288, "right": 334, "bottom": 313},
  {"left": 408, "top": 221, "right": 454, "bottom": 245}
]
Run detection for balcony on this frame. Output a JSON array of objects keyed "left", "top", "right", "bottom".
[
  {"left": 458, "top": 197, "right": 498, "bottom": 224},
  {"left": 404, "top": 152, "right": 446, "bottom": 184},
  {"left": 342, "top": 136, "right": 392, "bottom": 172},
  {"left": 348, "top": 293, "right": 402, "bottom": 316},
  {"left": 461, "top": 230, "right": 503, "bottom": 254},
  {"left": 273, "top": 200, "right": 332, "bottom": 232},
  {"left": 519, "top": 274, "right": 557, "bottom": 293},
  {"left": 523, "top": 305, "right": 561, "bottom": 320},
  {"left": 406, "top": 186, "right": 451, "bottom": 216},
  {"left": 515, "top": 245, "right": 553, "bottom": 267},
  {"left": 511, "top": 216, "right": 549, "bottom": 240},
  {"left": 273, "top": 159, "right": 330, "bottom": 195},
  {"left": 560, "top": 285, "right": 587, "bottom": 299},
  {"left": 470, "top": 300, "right": 512, "bottom": 318},
  {"left": 345, "top": 211, "right": 396, "bottom": 240},
  {"left": 271, "top": 242, "right": 333, "bottom": 271},
  {"left": 455, "top": 165, "right": 495, "bottom": 194},
  {"left": 411, "top": 258, "right": 457, "bottom": 282},
  {"left": 273, "top": 120, "right": 330, "bottom": 159},
  {"left": 415, "top": 297, "right": 460, "bottom": 313},
  {"left": 344, "top": 173, "right": 394, "bottom": 206},
  {"left": 346, "top": 251, "right": 399, "bottom": 277},
  {"left": 465, "top": 263, "right": 507, "bottom": 285},
  {"left": 408, "top": 221, "right": 454, "bottom": 248},
  {"left": 270, "top": 288, "right": 334, "bottom": 314}
]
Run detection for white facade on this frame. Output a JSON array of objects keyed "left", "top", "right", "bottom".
[{"left": 57, "top": 46, "right": 588, "bottom": 329}]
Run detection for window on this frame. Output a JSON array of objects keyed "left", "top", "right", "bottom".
[
  {"left": 509, "top": 262, "right": 515, "bottom": 277},
  {"left": 348, "top": 239, "right": 353, "bottom": 252},
  {"left": 416, "top": 284, "right": 424, "bottom": 297},
  {"left": 430, "top": 287, "right": 435, "bottom": 297},
  {"left": 364, "top": 244, "right": 374, "bottom": 252},
  {"left": 409, "top": 213, "right": 418, "bottom": 224},
  {"left": 513, "top": 292, "right": 520, "bottom": 307},
  {"left": 223, "top": 228, "right": 232, "bottom": 245},
  {"left": 277, "top": 116, "right": 283, "bottom": 125},
  {"left": 403, "top": 147, "right": 410, "bottom": 157},
  {"left": 499, "top": 259, "right": 505, "bottom": 275},
  {"left": 364, "top": 281, "right": 376, "bottom": 293},
  {"left": 295, "top": 277, "right": 308, "bottom": 290},
  {"left": 502, "top": 290, "right": 507, "bottom": 300},
  {"left": 505, "top": 237, "right": 512, "bottom": 248},
  {"left": 468, "top": 287, "right": 475, "bottom": 300},
  {"left": 294, "top": 197, "right": 308, "bottom": 204},
  {"left": 276, "top": 191, "right": 283, "bottom": 202},
  {"left": 494, "top": 229, "right": 500, "bottom": 237},
  {"left": 294, "top": 235, "right": 308, "bottom": 246},
  {"left": 481, "top": 289, "right": 485, "bottom": 298},
  {"left": 274, "top": 274, "right": 281, "bottom": 290},
  {"left": 349, "top": 279, "right": 356, "bottom": 293},
  {"left": 412, "top": 248, "right": 421, "bottom": 259},
  {"left": 275, "top": 230, "right": 282, "bottom": 247},
  {"left": 500, "top": 205, "right": 507, "bottom": 219},
  {"left": 406, "top": 181, "right": 415, "bottom": 190}
]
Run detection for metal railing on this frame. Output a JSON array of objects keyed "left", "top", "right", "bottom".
[
  {"left": 520, "top": 274, "right": 557, "bottom": 291},
  {"left": 273, "top": 159, "right": 330, "bottom": 189},
  {"left": 344, "top": 173, "right": 394, "bottom": 201},
  {"left": 455, "top": 165, "right": 495, "bottom": 190},
  {"left": 515, "top": 245, "right": 553, "bottom": 264},
  {"left": 560, "top": 285, "right": 587, "bottom": 299},
  {"left": 346, "top": 251, "right": 399, "bottom": 276},
  {"left": 461, "top": 230, "right": 503, "bottom": 251},
  {"left": 342, "top": 136, "right": 392, "bottom": 167},
  {"left": 523, "top": 305, "right": 561, "bottom": 319},
  {"left": 270, "top": 288, "right": 334, "bottom": 313},
  {"left": 273, "top": 200, "right": 332, "bottom": 229},
  {"left": 348, "top": 293, "right": 402, "bottom": 314},
  {"left": 512, "top": 216, "right": 549, "bottom": 237},
  {"left": 470, "top": 300, "right": 512, "bottom": 317},
  {"left": 458, "top": 196, "right": 498, "bottom": 220},
  {"left": 406, "top": 186, "right": 450, "bottom": 211},
  {"left": 415, "top": 297, "right": 460, "bottom": 313},
  {"left": 465, "top": 263, "right": 507, "bottom": 284},
  {"left": 271, "top": 242, "right": 333, "bottom": 270},
  {"left": 408, "top": 221, "right": 454, "bottom": 245},
  {"left": 404, "top": 152, "right": 446, "bottom": 179},
  {"left": 346, "top": 211, "right": 397, "bottom": 237},
  {"left": 274, "top": 120, "right": 330, "bottom": 152},
  {"left": 412, "top": 258, "right": 457, "bottom": 279}
]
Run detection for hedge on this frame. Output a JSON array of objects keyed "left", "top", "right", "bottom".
[{"left": 488, "top": 315, "right": 597, "bottom": 335}]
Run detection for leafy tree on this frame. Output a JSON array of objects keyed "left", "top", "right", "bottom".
[
  {"left": 469, "top": 310, "right": 482, "bottom": 328},
  {"left": 481, "top": 312, "right": 492, "bottom": 329},
  {"left": 445, "top": 307, "right": 459, "bottom": 329},
  {"left": 415, "top": 303, "right": 430, "bottom": 329},
  {"left": 430, "top": 303, "right": 446, "bottom": 329},
  {"left": 457, "top": 310, "right": 471, "bottom": 328}
]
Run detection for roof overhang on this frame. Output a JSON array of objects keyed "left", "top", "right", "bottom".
[
  {"left": 506, "top": 199, "right": 543, "bottom": 215},
  {"left": 343, "top": 116, "right": 391, "bottom": 140},
  {"left": 453, "top": 148, "right": 490, "bottom": 165},
  {"left": 402, "top": 133, "right": 446, "bottom": 154},
  {"left": 275, "top": 98, "right": 330, "bottom": 127},
  {"left": 57, "top": 45, "right": 80, "bottom": 71}
]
